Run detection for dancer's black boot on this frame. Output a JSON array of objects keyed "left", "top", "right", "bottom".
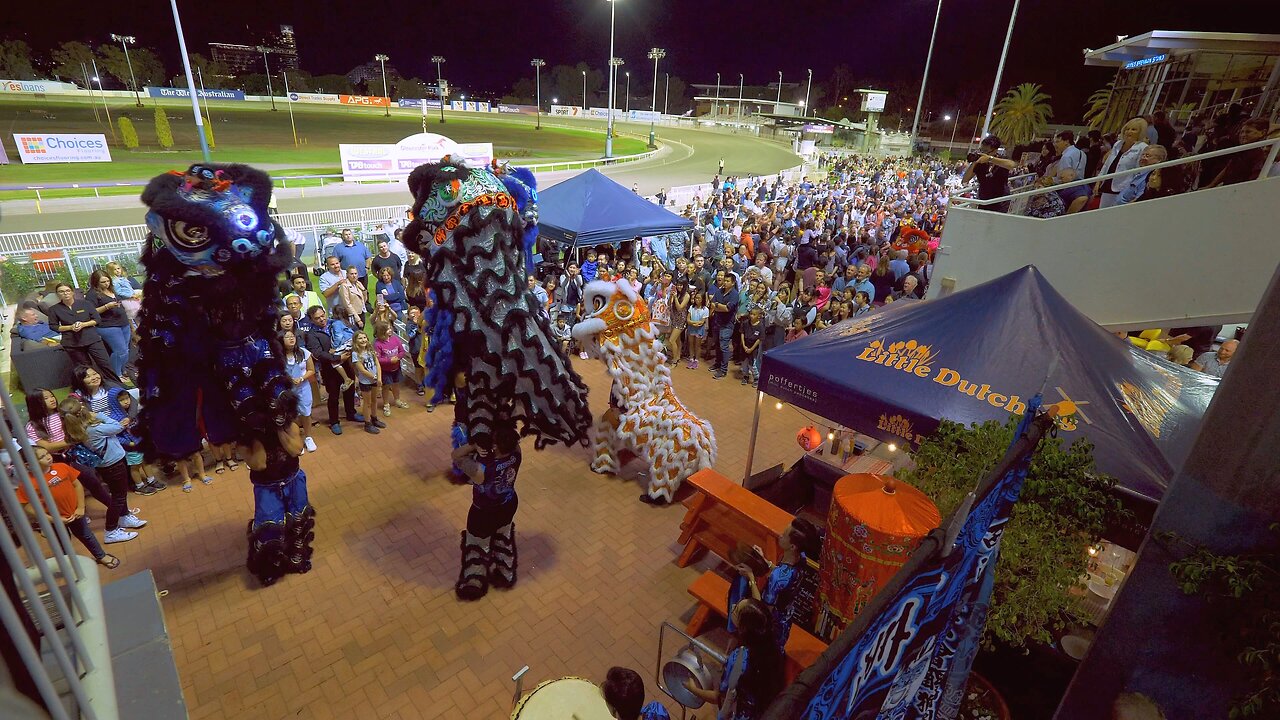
[
  {"left": 455, "top": 531, "right": 490, "bottom": 600},
  {"left": 489, "top": 523, "right": 518, "bottom": 589}
]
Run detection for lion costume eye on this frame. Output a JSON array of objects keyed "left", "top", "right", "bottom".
[
  {"left": 166, "top": 219, "right": 211, "bottom": 249},
  {"left": 613, "top": 300, "right": 634, "bottom": 321}
]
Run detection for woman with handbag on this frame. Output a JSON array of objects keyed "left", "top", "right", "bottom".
[{"left": 59, "top": 397, "right": 148, "bottom": 545}]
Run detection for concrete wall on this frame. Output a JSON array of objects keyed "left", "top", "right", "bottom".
[{"left": 930, "top": 176, "right": 1280, "bottom": 330}]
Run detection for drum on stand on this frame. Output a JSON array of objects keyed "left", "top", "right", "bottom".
[{"left": 510, "top": 676, "right": 614, "bottom": 720}]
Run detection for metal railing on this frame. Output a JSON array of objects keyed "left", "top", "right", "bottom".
[
  {"left": 0, "top": 400, "right": 118, "bottom": 719},
  {"left": 950, "top": 136, "right": 1280, "bottom": 213}
]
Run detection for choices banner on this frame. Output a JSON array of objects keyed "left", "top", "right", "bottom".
[
  {"left": 146, "top": 86, "right": 245, "bottom": 101},
  {"left": 13, "top": 133, "right": 112, "bottom": 164},
  {"left": 339, "top": 94, "right": 391, "bottom": 107}
]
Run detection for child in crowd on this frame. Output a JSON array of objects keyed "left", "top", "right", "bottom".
[
  {"left": 351, "top": 332, "right": 386, "bottom": 435},
  {"left": 19, "top": 446, "right": 120, "bottom": 569},
  {"left": 280, "top": 328, "right": 318, "bottom": 454},
  {"left": 551, "top": 313, "right": 572, "bottom": 356},
  {"left": 785, "top": 317, "right": 809, "bottom": 343},
  {"left": 740, "top": 307, "right": 765, "bottom": 386},
  {"left": 105, "top": 388, "right": 161, "bottom": 496},
  {"left": 327, "top": 306, "right": 358, "bottom": 391},
  {"left": 581, "top": 249, "right": 599, "bottom": 282},
  {"left": 601, "top": 667, "right": 670, "bottom": 720},
  {"left": 685, "top": 292, "right": 709, "bottom": 369},
  {"left": 373, "top": 321, "right": 409, "bottom": 417},
  {"left": 58, "top": 397, "right": 147, "bottom": 544}
]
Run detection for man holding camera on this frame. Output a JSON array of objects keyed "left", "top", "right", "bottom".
[{"left": 962, "top": 135, "right": 1019, "bottom": 213}]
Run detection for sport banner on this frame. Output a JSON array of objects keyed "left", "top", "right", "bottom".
[
  {"left": 289, "top": 92, "right": 339, "bottom": 104},
  {"left": 147, "top": 86, "right": 245, "bottom": 101},
  {"left": 550, "top": 105, "right": 583, "bottom": 117},
  {"left": 13, "top": 133, "right": 111, "bottom": 164},
  {"left": 339, "top": 94, "right": 391, "bottom": 107}
]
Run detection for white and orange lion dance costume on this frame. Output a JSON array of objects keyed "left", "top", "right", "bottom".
[{"left": 572, "top": 279, "right": 716, "bottom": 504}]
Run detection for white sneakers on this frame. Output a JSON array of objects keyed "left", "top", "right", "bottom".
[
  {"left": 304, "top": 437, "right": 318, "bottom": 453},
  {"left": 579, "top": 351, "right": 589, "bottom": 360},
  {"left": 119, "top": 514, "right": 147, "bottom": 529},
  {"left": 104, "top": 528, "right": 137, "bottom": 544},
  {"left": 383, "top": 403, "right": 392, "bottom": 417}
]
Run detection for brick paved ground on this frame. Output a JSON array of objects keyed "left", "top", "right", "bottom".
[{"left": 98, "top": 355, "right": 813, "bottom": 719}]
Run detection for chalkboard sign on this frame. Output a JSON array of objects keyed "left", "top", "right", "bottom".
[{"left": 785, "top": 556, "right": 822, "bottom": 635}]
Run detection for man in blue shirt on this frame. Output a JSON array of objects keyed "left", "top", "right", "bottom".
[
  {"left": 15, "top": 308, "right": 60, "bottom": 345},
  {"left": 1053, "top": 131, "right": 1086, "bottom": 185},
  {"left": 853, "top": 264, "right": 877, "bottom": 302},
  {"left": 708, "top": 274, "right": 739, "bottom": 379},
  {"left": 326, "top": 229, "right": 372, "bottom": 288},
  {"left": 889, "top": 250, "right": 911, "bottom": 281}
]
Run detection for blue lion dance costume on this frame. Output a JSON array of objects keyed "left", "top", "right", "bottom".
[
  {"left": 404, "top": 158, "right": 591, "bottom": 600},
  {"left": 137, "top": 163, "right": 313, "bottom": 587}
]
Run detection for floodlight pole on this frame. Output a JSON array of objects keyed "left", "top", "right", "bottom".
[
  {"left": 80, "top": 62, "right": 101, "bottom": 123},
  {"left": 259, "top": 46, "right": 277, "bottom": 111},
  {"left": 738, "top": 73, "right": 744, "bottom": 122},
  {"left": 112, "top": 34, "right": 143, "bottom": 107},
  {"left": 910, "top": 0, "right": 944, "bottom": 154},
  {"left": 604, "top": 0, "right": 618, "bottom": 158},
  {"left": 375, "top": 54, "right": 390, "bottom": 117},
  {"left": 647, "top": 48, "right": 664, "bottom": 148},
  {"left": 531, "top": 58, "right": 545, "bottom": 129},
  {"left": 90, "top": 58, "right": 117, "bottom": 141},
  {"left": 608, "top": 57, "right": 624, "bottom": 154},
  {"left": 776, "top": 70, "right": 782, "bottom": 107},
  {"left": 582, "top": 69, "right": 587, "bottom": 109},
  {"left": 170, "top": 0, "right": 211, "bottom": 161},
  {"left": 281, "top": 70, "right": 299, "bottom": 146},
  {"left": 664, "top": 72, "right": 669, "bottom": 115},
  {"left": 982, "top": 0, "right": 1021, "bottom": 138},
  {"left": 715, "top": 72, "right": 720, "bottom": 118},
  {"left": 805, "top": 68, "right": 813, "bottom": 117},
  {"left": 433, "top": 56, "right": 446, "bottom": 123}
]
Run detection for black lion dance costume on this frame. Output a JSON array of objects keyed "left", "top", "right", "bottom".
[
  {"left": 403, "top": 158, "right": 592, "bottom": 600},
  {"left": 137, "top": 163, "right": 313, "bottom": 587}
]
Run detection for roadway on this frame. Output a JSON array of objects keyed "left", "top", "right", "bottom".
[{"left": 0, "top": 117, "right": 801, "bottom": 233}]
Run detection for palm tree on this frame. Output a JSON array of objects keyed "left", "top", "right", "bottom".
[
  {"left": 990, "top": 83, "right": 1053, "bottom": 147},
  {"left": 1083, "top": 82, "right": 1123, "bottom": 133}
]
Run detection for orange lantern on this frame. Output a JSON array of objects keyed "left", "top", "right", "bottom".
[
  {"left": 796, "top": 425, "right": 822, "bottom": 451},
  {"left": 815, "top": 474, "right": 941, "bottom": 642}
]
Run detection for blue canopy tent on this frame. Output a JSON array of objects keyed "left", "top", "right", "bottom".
[
  {"left": 756, "top": 266, "right": 1217, "bottom": 503},
  {"left": 537, "top": 168, "right": 693, "bottom": 251}
]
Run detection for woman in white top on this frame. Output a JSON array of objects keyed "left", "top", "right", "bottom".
[{"left": 1093, "top": 117, "right": 1149, "bottom": 209}]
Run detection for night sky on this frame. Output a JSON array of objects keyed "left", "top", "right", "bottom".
[{"left": 10, "top": 0, "right": 1275, "bottom": 122}]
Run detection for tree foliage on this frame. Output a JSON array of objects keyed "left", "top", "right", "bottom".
[
  {"left": 898, "top": 417, "right": 1125, "bottom": 649},
  {"left": 1083, "top": 82, "right": 1125, "bottom": 134},
  {"left": 154, "top": 106, "right": 173, "bottom": 149},
  {"left": 394, "top": 76, "right": 427, "bottom": 100},
  {"left": 310, "top": 74, "right": 354, "bottom": 95},
  {"left": 0, "top": 39, "right": 38, "bottom": 80},
  {"left": 50, "top": 41, "right": 96, "bottom": 84},
  {"left": 990, "top": 83, "right": 1053, "bottom": 147},
  {"left": 118, "top": 116, "right": 139, "bottom": 149}
]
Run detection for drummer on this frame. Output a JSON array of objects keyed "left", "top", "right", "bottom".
[{"left": 602, "top": 667, "right": 671, "bottom": 720}]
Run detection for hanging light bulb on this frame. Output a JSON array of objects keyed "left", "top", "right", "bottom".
[
  {"left": 774, "top": 402, "right": 783, "bottom": 410},
  {"left": 827, "top": 431, "right": 835, "bottom": 441},
  {"left": 888, "top": 443, "right": 897, "bottom": 452}
]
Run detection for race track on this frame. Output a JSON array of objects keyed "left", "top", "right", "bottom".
[{"left": 0, "top": 116, "right": 800, "bottom": 233}]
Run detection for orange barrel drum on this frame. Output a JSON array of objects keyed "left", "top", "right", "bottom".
[{"left": 815, "top": 474, "right": 940, "bottom": 642}]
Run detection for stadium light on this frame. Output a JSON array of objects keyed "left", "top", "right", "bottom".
[
  {"left": 375, "top": 54, "right": 390, "bottom": 117},
  {"left": 647, "top": 48, "right": 665, "bottom": 148},
  {"left": 257, "top": 46, "right": 277, "bottom": 111},
  {"left": 910, "top": 0, "right": 944, "bottom": 154},
  {"left": 715, "top": 72, "right": 720, "bottom": 118},
  {"left": 604, "top": 0, "right": 621, "bottom": 158},
  {"left": 582, "top": 69, "right": 587, "bottom": 109},
  {"left": 738, "top": 73, "right": 743, "bottom": 121},
  {"left": 804, "top": 68, "right": 812, "bottom": 118},
  {"left": 609, "top": 57, "right": 625, "bottom": 151},
  {"left": 776, "top": 70, "right": 782, "bottom": 107},
  {"left": 531, "top": 58, "right": 546, "bottom": 129},
  {"left": 89, "top": 58, "right": 116, "bottom": 141},
  {"left": 948, "top": 112, "right": 961, "bottom": 148},
  {"left": 432, "top": 56, "right": 446, "bottom": 123},
  {"left": 110, "top": 34, "right": 143, "bottom": 107}
]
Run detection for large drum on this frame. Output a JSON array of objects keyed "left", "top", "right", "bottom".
[{"left": 510, "top": 677, "right": 614, "bottom": 720}]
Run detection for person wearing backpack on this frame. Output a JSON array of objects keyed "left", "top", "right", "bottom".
[{"left": 59, "top": 397, "right": 148, "bottom": 545}]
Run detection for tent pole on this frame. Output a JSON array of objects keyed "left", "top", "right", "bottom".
[{"left": 743, "top": 391, "right": 764, "bottom": 485}]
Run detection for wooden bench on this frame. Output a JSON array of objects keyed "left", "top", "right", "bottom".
[
  {"left": 677, "top": 468, "right": 795, "bottom": 568},
  {"left": 686, "top": 570, "right": 828, "bottom": 685}
]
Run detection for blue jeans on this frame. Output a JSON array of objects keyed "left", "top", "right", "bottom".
[
  {"left": 717, "top": 324, "right": 733, "bottom": 371},
  {"left": 98, "top": 325, "right": 131, "bottom": 380}
]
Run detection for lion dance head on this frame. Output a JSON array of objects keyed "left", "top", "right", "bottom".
[{"left": 402, "top": 158, "right": 591, "bottom": 451}]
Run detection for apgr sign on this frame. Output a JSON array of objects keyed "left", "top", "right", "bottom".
[
  {"left": 339, "top": 94, "right": 391, "bottom": 107},
  {"left": 146, "top": 86, "right": 246, "bottom": 101},
  {"left": 13, "top": 133, "right": 112, "bottom": 164}
]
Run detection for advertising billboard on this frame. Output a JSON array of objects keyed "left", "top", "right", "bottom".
[
  {"left": 861, "top": 90, "right": 887, "bottom": 113},
  {"left": 0, "top": 79, "right": 78, "bottom": 94},
  {"left": 289, "top": 92, "right": 339, "bottom": 104},
  {"left": 627, "top": 109, "right": 661, "bottom": 122},
  {"left": 13, "top": 133, "right": 112, "bottom": 164},
  {"left": 339, "top": 94, "right": 391, "bottom": 107},
  {"left": 146, "top": 86, "right": 246, "bottom": 101},
  {"left": 551, "top": 105, "right": 583, "bottom": 117},
  {"left": 339, "top": 133, "right": 493, "bottom": 181},
  {"left": 496, "top": 104, "right": 538, "bottom": 115}
]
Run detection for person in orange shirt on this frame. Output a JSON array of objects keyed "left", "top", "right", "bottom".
[{"left": 17, "top": 447, "right": 119, "bottom": 569}]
